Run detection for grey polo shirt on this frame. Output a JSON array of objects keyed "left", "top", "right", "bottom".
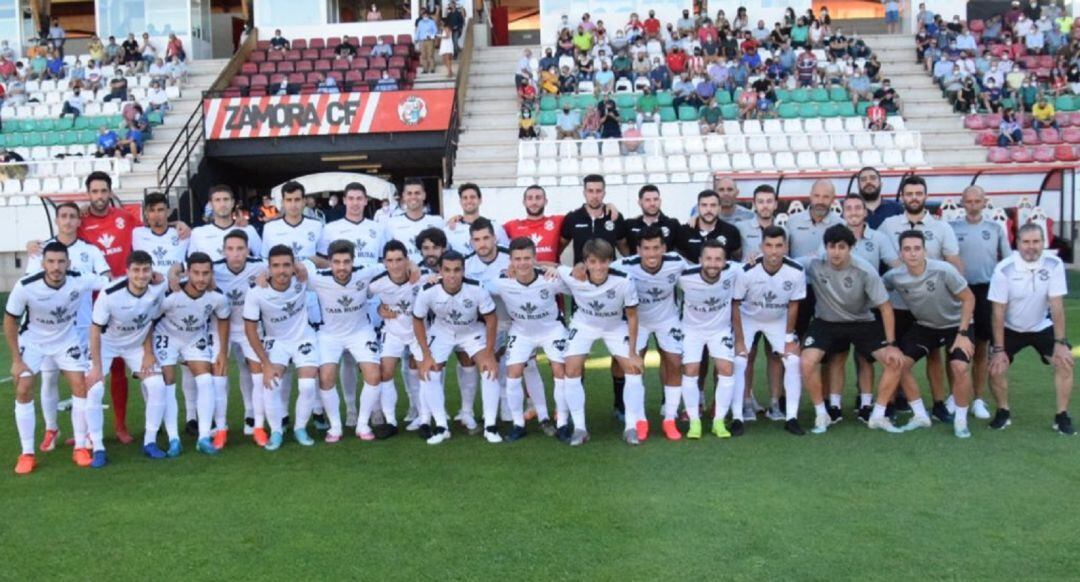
[
  {"left": 883, "top": 259, "right": 969, "bottom": 329},
  {"left": 786, "top": 210, "right": 843, "bottom": 260},
  {"left": 736, "top": 219, "right": 784, "bottom": 257},
  {"left": 805, "top": 255, "right": 889, "bottom": 322},
  {"left": 852, "top": 226, "right": 899, "bottom": 270},
  {"left": 879, "top": 211, "right": 960, "bottom": 261},
  {"left": 719, "top": 204, "right": 755, "bottom": 226},
  {"left": 949, "top": 217, "right": 1011, "bottom": 284}
]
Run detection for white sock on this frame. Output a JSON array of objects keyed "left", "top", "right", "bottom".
[
  {"left": 194, "top": 373, "right": 214, "bottom": 439},
  {"left": 682, "top": 375, "right": 702, "bottom": 421},
  {"left": 143, "top": 375, "right": 166, "bottom": 446},
  {"left": 663, "top": 385, "right": 681, "bottom": 420},
  {"left": 278, "top": 368, "right": 293, "bottom": 421},
  {"left": 713, "top": 374, "right": 734, "bottom": 421},
  {"left": 955, "top": 405, "right": 969, "bottom": 429},
  {"left": 319, "top": 388, "right": 343, "bottom": 436},
  {"left": 860, "top": 393, "right": 873, "bottom": 407},
  {"left": 251, "top": 373, "right": 265, "bottom": 429},
  {"left": 294, "top": 377, "right": 317, "bottom": 430},
  {"left": 814, "top": 403, "right": 828, "bottom": 417},
  {"left": 357, "top": 383, "right": 380, "bottom": 432},
  {"left": 15, "top": 400, "right": 35, "bottom": 455},
  {"left": 341, "top": 358, "right": 358, "bottom": 420},
  {"left": 261, "top": 375, "right": 283, "bottom": 433},
  {"left": 564, "top": 376, "right": 586, "bottom": 431},
  {"left": 497, "top": 359, "right": 511, "bottom": 422},
  {"left": 421, "top": 370, "right": 447, "bottom": 427},
  {"left": 72, "top": 396, "right": 88, "bottom": 448},
  {"left": 458, "top": 365, "right": 478, "bottom": 418},
  {"left": 910, "top": 398, "right": 929, "bottom": 420},
  {"left": 40, "top": 369, "right": 59, "bottom": 431},
  {"left": 829, "top": 393, "right": 842, "bottom": 408},
  {"left": 523, "top": 359, "right": 549, "bottom": 421},
  {"left": 732, "top": 355, "right": 748, "bottom": 422},
  {"left": 404, "top": 365, "right": 421, "bottom": 416},
  {"left": 624, "top": 374, "right": 645, "bottom": 430},
  {"left": 163, "top": 384, "right": 179, "bottom": 440},
  {"left": 86, "top": 381, "right": 106, "bottom": 452},
  {"left": 237, "top": 358, "right": 254, "bottom": 420},
  {"left": 481, "top": 373, "right": 501, "bottom": 428},
  {"left": 181, "top": 366, "right": 196, "bottom": 421},
  {"left": 506, "top": 376, "right": 525, "bottom": 426},
  {"left": 553, "top": 377, "right": 568, "bottom": 427},
  {"left": 213, "top": 375, "right": 228, "bottom": 431},
  {"left": 380, "top": 380, "right": 398, "bottom": 426},
  {"left": 870, "top": 403, "right": 887, "bottom": 420},
  {"left": 783, "top": 354, "right": 802, "bottom": 420}
]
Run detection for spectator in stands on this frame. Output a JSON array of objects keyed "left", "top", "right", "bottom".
[
  {"left": 361, "top": 37, "right": 387, "bottom": 59},
  {"left": 518, "top": 107, "right": 538, "bottom": 139},
  {"left": 540, "top": 66, "right": 559, "bottom": 94},
  {"left": 572, "top": 25, "right": 593, "bottom": 54},
  {"left": 1032, "top": 93, "right": 1059, "bottom": 137},
  {"left": 59, "top": 87, "right": 85, "bottom": 124},
  {"left": 579, "top": 105, "right": 601, "bottom": 139},
  {"left": 0, "top": 148, "right": 27, "bottom": 180},
  {"left": 556, "top": 28, "right": 574, "bottom": 57},
  {"left": 555, "top": 102, "right": 580, "bottom": 139},
  {"left": 140, "top": 32, "right": 158, "bottom": 68},
  {"left": 28, "top": 50, "right": 46, "bottom": 80},
  {"left": 96, "top": 125, "right": 120, "bottom": 158},
  {"left": 516, "top": 76, "right": 536, "bottom": 109},
  {"left": 374, "top": 70, "right": 398, "bottom": 91},
  {"left": 147, "top": 81, "right": 170, "bottom": 112},
  {"left": 737, "top": 88, "right": 757, "bottom": 119},
  {"left": 648, "top": 57, "right": 671, "bottom": 90},
  {"left": 1025, "top": 20, "right": 1046, "bottom": 53},
  {"left": 796, "top": 46, "right": 816, "bottom": 86},
  {"left": 5, "top": 78, "right": 25, "bottom": 106},
  {"left": 416, "top": 9, "right": 438, "bottom": 73},
  {"left": 954, "top": 76, "right": 978, "bottom": 113},
  {"left": 636, "top": 86, "right": 660, "bottom": 126},
  {"left": 49, "top": 18, "right": 65, "bottom": 57},
  {"left": 955, "top": 26, "right": 977, "bottom": 52},
  {"left": 167, "top": 33, "right": 185, "bottom": 62},
  {"left": 119, "top": 123, "right": 145, "bottom": 162},
  {"left": 0, "top": 55, "right": 15, "bottom": 81},
  {"left": 257, "top": 195, "right": 280, "bottom": 224},
  {"left": 336, "top": 36, "right": 358, "bottom": 60},
  {"left": 438, "top": 26, "right": 456, "bottom": 77},
  {"left": 884, "top": 0, "right": 901, "bottom": 34},
  {"left": 44, "top": 49, "right": 65, "bottom": 80},
  {"left": 699, "top": 97, "right": 724, "bottom": 134},
  {"left": 754, "top": 86, "right": 778, "bottom": 119},
  {"left": 643, "top": 10, "right": 662, "bottom": 40},
  {"left": 594, "top": 60, "right": 615, "bottom": 93},
  {"left": 86, "top": 36, "right": 104, "bottom": 64},
  {"left": 598, "top": 94, "right": 621, "bottom": 138},
  {"left": 916, "top": 2, "right": 934, "bottom": 32},
  {"left": 317, "top": 75, "right": 339, "bottom": 94},
  {"left": 273, "top": 76, "right": 290, "bottom": 96},
  {"left": 983, "top": 76, "right": 1005, "bottom": 112},
  {"left": 1019, "top": 74, "right": 1040, "bottom": 111},
  {"left": 538, "top": 47, "right": 556, "bottom": 72},
  {"left": 446, "top": 2, "right": 466, "bottom": 56},
  {"left": 146, "top": 57, "right": 169, "bottom": 86},
  {"left": 873, "top": 78, "right": 901, "bottom": 114},
  {"left": 671, "top": 72, "right": 695, "bottom": 109},
  {"left": 558, "top": 65, "right": 577, "bottom": 93},
  {"left": 67, "top": 58, "right": 87, "bottom": 89},
  {"left": 676, "top": 9, "right": 696, "bottom": 36},
  {"left": 847, "top": 66, "right": 872, "bottom": 106},
  {"left": 103, "top": 75, "right": 128, "bottom": 102},
  {"left": 104, "top": 36, "right": 121, "bottom": 65},
  {"left": 998, "top": 108, "right": 1023, "bottom": 146},
  {"left": 121, "top": 33, "right": 140, "bottom": 65},
  {"left": 576, "top": 50, "right": 594, "bottom": 82},
  {"left": 865, "top": 99, "right": 891, "bottom": 131},
  {"left": 809, "top": 19, "right": 826, "bottom": 48},
  {"left": 366, "top": 3, "right": 382, "bottom": 21},
  {"left": 790, "top": 17, "right": 809, "bottom": 48},
  {"left": 269, "top": 29, "right": 290, "bottom": 51}
]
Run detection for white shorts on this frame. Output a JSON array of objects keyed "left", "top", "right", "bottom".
[
  {"left": 636, "top": 318, "right": 684, "bottom": 355},
  {"left": 563, "top": 323, "right": 631, "bottom": 359},
  {"left": 457, "top": 325, "right": 509, "bottom": 355},
  {"left": 263, "top": 329, "right": 320, "bottom": 369},
  {"left": 101, "top": 343, "right": 160, "bottom": 377},
  {"left": 210, "top": 330, "right": 259, "bottom": 362},
  {"left": 153, "top": 333, "right": 212, "bottom": 366},
  {"left": 740, "top": 316, "right": 788, "bottom": 356},
  {"left": 505, "top": 325, "right": 567, "bottom": 365},
  {"left": 41, "top": 326, "right": 89, "bottom": 372},
  {"left": 412, "top": 326, "right": 488, "bottom": 364},
  {"left": 379, "top": 328, "right": 413, "bottom": 361},
  {"left": 682, "top": 329, "right": 734, "bottom": 364},
  {"left": 19, "top": 333, "right": 87, "bottom": 374},
  {"left": 319, "top": 329, "right": 380, "bottom": 366}
]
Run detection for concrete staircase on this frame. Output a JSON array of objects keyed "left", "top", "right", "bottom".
[
  {"left": 114, "top": 58, "right": 230, "bottom": 202},
  {"left": 452, "top": 44, "right": 537, "bottom": 188},
  {"left": 861, "top": 34, "right": 987, "bottom": 166}
]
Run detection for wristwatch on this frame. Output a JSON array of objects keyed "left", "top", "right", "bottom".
[
  {"left": 1055, "top": 337, "right": 1070, "bottom": 347},
  {"left": 784, "top": 332, "right": 798, "bottom": 343},
  {"left": 958, "top": 329, "right": 970, "bottom": 338}
]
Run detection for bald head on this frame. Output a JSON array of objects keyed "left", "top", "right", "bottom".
[
  {"left": 961, "top": 185, "right": 987, "bottom": 220},
  {"left": 809, "top": 179, "right": 836, "bottom": 219},
  {"left": 716, "top": 177, "right": 738, "bottom": 208}
]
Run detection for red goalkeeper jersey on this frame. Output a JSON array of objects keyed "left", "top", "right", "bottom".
[
  {"left": 78, "top": 206, "right": 140, "bottom": 275},
  {"left": 503, "top": 215, "right": 565, "bottom": 264}
]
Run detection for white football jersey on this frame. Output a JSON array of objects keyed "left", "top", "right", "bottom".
[
  {"left": 307, "top": 264, "right": 386, "bottom": 338},
  {"left": 318, "top": 216, "right": 387, "bottom": 266},
  {"left": 369, "top": 270, "right": 425, "bottom": 338},
  {"left": 486, "top": 270, "right": 568, "bottom": 333},
  {"left": 6, "top": 270, "right": 102, "bottom": 345},
  {"left": 386, "top": 213, "right": 447, "bottom": 264},
  {"left": 465, "top": 248, "right": 511, "bottom": 324},
  {"left": 988, "top": 253, "right": 1068, "bottom": 333},
  {"left": 614, "top": 252, "right": 687, "bottom": 326},
  {"left": 261, "top": 216, "right": 323, "bottom": 261},
  {"left": 92, "top": 279, "right": 167, "bottom": 350},
  {"left": 132, "top": 226, "right": 189, "bottom": 275},
  {"left": 188, "top": 221, "right": 263, "bottom": 261},
  {"left": 213, "top": 257, "right": 265, "bottom": 336},
  {"left": 26, "top": 237, "right": 111, "bottom": 329},
  {"left": 558, "top": 266, "right": 639, "bottom": 332},
  {"left": 446, "top": 217, "right": 510, "bottom": 254},
  {"left": 155, "top": 286, "right": 230, "bottom": 346},
  {"left": 678, "top": 263, "right": 741, "bottom": 332},
  {"left": 242, "top": 278, "right": 310, "bottom": 343},
  {"left": 412, "top": 278, "right": 495, "bottom": 335},
  {"left": 735, "top": 258, "right": 807, "bottom": 323}
]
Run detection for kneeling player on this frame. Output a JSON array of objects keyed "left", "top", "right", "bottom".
[
  {"left": 412, "top": 250, "right": 501, "bottom": 445},
  {"left": 679, "top": 240, "right": 741, "bottom": 439},
  {"left": 243, "top": 245, "right": 320, "bottom": 450},
  {"left": 877, "top": 230, "right": 976, "bottom": 437},
  {"left": 89, "top": 251, "right": 169, "bottom": 463},
  {"left": 559, "top": 239, "right": 644, "bottom": 446}
]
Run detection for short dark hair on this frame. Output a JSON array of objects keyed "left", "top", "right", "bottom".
[
  {"left": 823, "top": 224, "right": 856, "bottom": 247},
  {"left": 281, "top": 180, "right": 305, "bottom": 197},
  {"left": 638, "top": 184, "right": 660, "bottom": 199},
  {"left": 898, "top": 230, "right": 925, "bottom": 247},
  {"left": 186, "top": 251, "right": 213, "bottom": 268},
  {"left": 416, "top": 227, "right": 447, "bottom": 250},
  {"left": 508, "top": 236, "right": 536, "bottom": 253},
  {"left": 583, "top": 174, "right": 606, "bottom": 188},
  {"left": 55, "top": 201, "right": 80, "bottom": 217},
  {"left": 403, "top": 177, "right": 425, "bottom": 191},
  {"left": 439, "top": 249, "right": 465, "bottom": 267},
  {"left": 753, "top": 184, "right": 776, "bottom": 200},
  {"left": 382, "top": 239, "right": 408, "bottom": 259},
  {"left": 843, "top": 194, "right": 867, "bottom": 208},
  {"left": 697, "top": 189, "right": 721, "bottom": 203},
  {"left": 636, "top": 225, "right": 665, "bottom": 247},
  {"left": 144, "top": 192, "right": 168, "bottom": 208},
  {"left": 127, "top": 250, "right": 153, "bottom": 267},
  {"left": 328, "top": 239, "right": 355, "bottom": 258},
  {"left": 583, "top": 238, "right": 615, "bottom": 261},
  {"left": 267, "top": 244, "right": 295, "bottom": 260},
  {"left": 458, "top": 182, "right": 481, "bottom": 198},
  {"left": 42, "top": 240, "right": 69, "bottom": 257},
  {"left": 701, "top": 239, "right": 727, "bottom": 257},
  {"left": 762, "top": 225, "right": 787, "bottom": 242},
  {"left": 208, "top": 184, "right": 234, "bottom": 199},
  {"left": 857, "top": 166, "right": 880, "bottom": 180},
  {"left": 343, "top": 182, "right": 367, "bottom": 196},
  {"left": 85, "top": 170, "right": 111, "bottom": 191},
  {"left": 223, "top": 229, "right": 249, "bottom": 246},
  {"left": 900, "top": 175, "right": 927, "bottom": 193},
  {"left": 469, "top": 217, "right": 495, "bottom": 237}
]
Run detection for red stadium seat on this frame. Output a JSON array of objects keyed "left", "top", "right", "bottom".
[
  {"left": 1055, "top": 112, "right": 1072, "bottom": 127},
  {"left": 277, "top": 61, "right": 295, "bottom": 73},
  {"left": 249, "top": 50, "right": 266, "bottom": 62},
  {"left": 256, "top": 40, "right": 271, "bottom": 50},
  {"left": 1063, "top": 127, "right": 1080, "bottom": 143},
  {"left": 306, "top": 72, "right": 324, "bottom": 84},
  {"left": 327, "top": 37, "right": 341, "bottom": 48},
  {"left": 350, "top": 57, "right": 368, "bottom": 70},
  {"left": 361, "top": 36, "right": 377, "bottom": 46},
  {"left": 358, "top": 46, "right": 373, "bottom": 58},
  {"left": 1019, "top": 55, "right": 1038, "bottom": 69},
  {"left": 249, "top": 86, "right": 267, "bottom": 97},
  {"left": 1070, "top": 113, "right": 1080, "bottom": 126},
  {"left": 241, "top": 62, "right": 258, "bottom": 75},
  {"left": 984, "top": 113, "right": 1003, "bottom": 127},
  {"left": 314, "top": 59, "right": 332, "bottom": 72},
  {"left": 370, "top": 57, "right": 387, "bottom": 69},
  {"left": 364, "top": 69, "right": 381, "bottom": 81},
  {"left": 288, "top": 72, "right": 305, "bottom": 84},
  {"left": 988, "top": 147, "right": 1011, "bottom": 163},
  {"left": 284, "top": 49, "right": 301, "bottom": 60},
  {"left": 258, "top": 62, "right": 276, "bottom": 74},
  {"left": 310, "top": 38, "right": 325, "bottom": 49},
  {"left": 396, "top": 34, "right": 412, "bottom": 45},
  {"left": 320, "top": 48, "right": 336, "bottom": 59},
  {"left": 333, "top": 59, "right": 350, "bottom": 71},
  {"left": 1054, "top": 144, "right": 1079, "bottom": 161},
  {"left": 969, "top": 19, "right": 985, "bottom": 33},
  {"left": 300, "top": 84, "right": 318, "bottom": 94},
  {"left": 251, "top": 74, "right": 269, "bottom": 87},
  {"left": 389, "top": 56, "right": 406, "bottom": 69},
  {"left": 346, "top": 70, "right": 363, "bottom": 83},
  {"left": 268, "top": 51, "right": 284, "bottom": 62},
  {"left": 298, "top": 60, "right": 315, "bottom": 73},
  {"left": 230, "top": 75, "right": 249, "bottom": 88},
  {"left": 293, "top": 38, "right": 307, "bottom": 50},
  {"left": 393, "top": 44, "right": 412, "bottom": 56},
  {"left": 387, "top": 68, "right": 403, "bottom": 80},
  {"left": 379, "top": 35, "right": 395, "bottom": 45},
  {"left": 1040, "top": 128, "right": 1062, "bottom": 144},
  {"left": 223, "top": 88, "right": 242, "bottom": 97},
  {"left": 1011, "top": 147, "right": 1035, "bottom": 162},
  {"left": 1033, "top": 146, "right": 1056, "bottom": 162},
  {"left": 964, "top": 115, "right": 985, "bottom": 130},
  {"left": 270, "top": 73, "right": 286, "bottom": 84},
  {"left": 1038, "top": 55, "right": 1054, "bottom": 69},
  {"left": 327, "top": 71, "right": 344, "bottom": 84},
  {"left": 302, "top": 49, "right": 319, "bottom": 60},
  {"left": 1021, "top": 128, "right": 1040, "bottom": 144},
  {"left": 976, "top": 131, "right": 998, "bottom": 146}
]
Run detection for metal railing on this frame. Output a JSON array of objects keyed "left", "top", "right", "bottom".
[{"left": 442, "top": 17, "right": 475, "bottom": 186}]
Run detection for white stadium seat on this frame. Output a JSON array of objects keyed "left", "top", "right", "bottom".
[
  {"left": 537, "top": 142, "right": 557, "bottom": 159},
  {"left": 558, "top": 141, "right": 577, "bottom": 158},
  {"left": 647, "top": 172, "right": 668, "bottom": 183},
  {"left": 895, "top": 132, "right": 916, "bottom": 150},
  {"left": 518, "top": 142, "right": 536, "bottom": 159},
  {"left": 725, "top": 135, "right": 747, "bottom": 153},
  {"left": 810, "top": 134, "right": 832, "bottom": 152},
  {"left": 818, "top": 150, "right": 841, "bottom": 169},
  {"left": 710, "top": 153, "right": 732, "bottom": 171},
  {"left": 623, "top": 156, "right": 645, "bottom": 174},
  {"left": 722, "top": 121, "right": 742, "bottom": 135},
  {"left": 767, "top": 135, "right": 788, "bottom": 152},
  {"left": 684, "top": 137, "right": 706, "bottom": 154},
  {"left": 640, "top": 123, "right": 659, "bottom": 137},
  {"left": 517, "top": 158, "right": 538, "bottom": 176},
  {"left": 742, "top": 120, "right": 763, "bottom": 135},
  {"left": 853, "top": 133, "right": 874, "bottom": 150},
  {"left": 774, "top": 152, "right": 797, "bottom": 170},
  {"left": 558, "top": 158, "right": 579, "bottom": 176},
  {"left": 600, "top": 140, "right": 620, "bottom": 157},
  {"left": 41, "top": 177, "right": 61, "bottom": 193},
  {"left": 839, "top": 150, "right": 861, "bottom": 168},
  {"left": 752, "top": 152, "right": 773, "bottom": 170},
  {"left": 580, "top": 157, "right": 602, "bottom": 174},
  {"left": 796, "top": 151, "right": 818, "bottom": 169},
  {"left": 537, "top": 159, "right": 558, "bottom": 175},
  {"left": 823, "top": 118, "right": 844, "bottom": 133},
  {"left": 660, "top": 122, "right": 681, "bottom": 137},
  {"left": 783, "top": 119, "right": 803, "bottom": 134},
  {"left": 789, "top": 135, "right": 811, "bottom": 152},
  {"left": 904, "top": 149, "right": 928, "bottom": 166},
  {"left": 537, "top": 176, "right": 558, "bottom": 186},
  {"left": 21, "top": 178, "right": 41, "bottom": 194},
  {"left": 663, "top": 138, "right": 685, "bottom": 155},
  {"left": 625, "top": 173, "right": 647, "bottom": 184},
  {"left": 803, "top": 118, "right": 824, "bottom": 134},
  {"left": 731, "top": 152, "right": 753, "bottom": 171},
  {"left": 844, "top": 117, "right": 864, "bottom": 132},
  {"left": 579, "top": 140, "right": 600, "bottom": 157},
  {"left": 679, "top": 121, "right": 701, "bottom": 136},
  {"left": 763, "top": 119, "right": 783, "bottom": 134},
  {"left": 602, "top": 156, "right": 623, "bottom": 175},
  {"left": 688, "top": 154, "right": 711, "bottom": 173},
  {"left": 748, "top": 136, "right": 769, "bottom": 153},
  {"left": 670, "top": 172, "right": 691, "bottom": 183},
  {"left": 667, "top": 155, "right": 689, "bottom": 173},
  {"left": 873, "top": 133, "right": 895, "bottom": 149},
  {"left": 861, "top": 150, "right": 883, "bottom": 166},
  {"left": 888, "top": 116, "right": 905, "bottom": 130},
  {"left": 645, "top": 156, "right": 667, "bottom": 172},
  {"left": 704, "top": 134, "right": 726, "bottom": 153},
  {"left": 882, "top": 149, "right": 904, "bottom": 167}
]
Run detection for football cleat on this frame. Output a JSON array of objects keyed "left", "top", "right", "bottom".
[
  {"left": 687, "top": 419, "right": 702, "bottom": 439},
  {"left": 1054, "top": 412, "right": 1076, "bottom": 436},
  {"left": 293, "top": 428, "right": 315, "bottom": 446},
  {"left": 185, "top": 419, "right": 198, "bottom": 436},
  {"left": 212, "top": 429, "right": 228, "bottom": 450},
  {"left": 196, "top": 437, "right": 218, "bottom": 455},
  {"left": 39, "top": 429, "right": 60, "bottom": 452},
  {"left": 253, "top": 428, "right": 269, "bottom": 447},
  {"left": 483, "top": 426, "right": 503, "bottom": 444},
  {"left": 506, "top": 425, "right": 527, "bottom": 442},
  {"left": 325, "top": 432, "right": 342, "bottom": 444},
  {"left": 901, "top": 415, "right": 933, "bottom": 432},
  {"left": 426, "top": 426, "right": 451, "bottom": 445},
  {"left": 569, "top": 429, "right": 589, "bottom": 446},
  {"left": 265, "top": 431, "right": 284, "bottom": 451},
  {"left": 539, "top": 419, "right": 557, "bottom": 437},
  {"left": 623, "top": 429, "right": 640, "bottom": 446},
  {"left": 142, "top": 443, "right": 166, "bottom": 459},
  {"left": 166, "top": 439, "right": 182, "bottom": 458},
  {"left": 867, "top": 417, "right": 903, "bottom": 433},
  {"left": 90, "top": 450, "right": 108, "bottom": 468},
  {"left": 73, "top": 448, "right": 92, "bottom": 467},
  {"left": 989, "top": 408, "right": 1012, "bottom": 430},
  {"left": 636, "top": 419, "right": 649, "bottom": 441},
  {"left": 14, "top": 454, "right": 35, "bottom": 475},
  {"left": 243, "top": 417, "right": 255, "bottom": 435},
  {"left": 811, "top": 414, "right": 831, "bottom": 435},
  {"left": 661, "top": 419, "right": 682, "bottom": 440},
  {"left": 729, "top": 419, "right": 745, "bottom": 437},
  {"left": 784, "top": 419, "right": 806, "bottom": 436},
  {"left": 972, "top": 399, "right": 992, "bottom": 419},
  {"left": 712, "top": 419, "right": 731, "bottom": 439}
]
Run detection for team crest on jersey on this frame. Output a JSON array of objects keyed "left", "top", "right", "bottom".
[
  {"left": 298, "top": 342, "right": 313, "bottom": 355},
  {"left": 291, "top": 242, "right": 303, "bottom": 255},
  {"left": 80, "top": 251, "right": 89, "bottom": 264},
  {"left": 670, "top": 328, "right": 684, "bottom": 341},
  {"left": 98, "top": 233, "right": 116, "bottom": 249},
  {"left": 864, "top": 241, "right": 875, "bottom": 252},
  {"left": 722, "top": 279, "right": 732, "bottom": 289},
  {"left": 50, "top": 305, "right": 69, "bottom": 320},
  {"left": 182, "top": 314, "right": 200, "bottom": 328},
  {"left": 521, "top": 302, "right": 538, "bottom": 315},
  {"left": 926, "top": 280, "right": 936, "bottom": 292},
  {"left": 307, "top": 231, "right": 316, "bottom": 242},
  {"left": 153, "top": 247, "right": 168, "bottom": 262},
  {"left": 355, "top": 280, "right": 366, "bottom": 291},
  {"left": 248, "top": 275, "right": 257, "bottom": 285},
  {"left": 764, "top": 290, "right": 778, "bottom": 303},
  {"left": 171, "top": 235, "right": 179, "bottom": 246},
  {"left": 553, "top": 338, "right": 567, "bottom": 352},
  {"left": 540, "top": 289, "right": 550, "bottom": 300},
  {"left": 463, "top": 299, "right": 474, "bottom": 308},
  {"left": 1038, "top": 269, "right": 1050, "bottom": 281},
  {"left": 293, "top": 283, "right": 303, "bottom": 293},
  {"left": 667, "top": 273, "right": 677, "bottom": 284},
  {"left": 804, "top": 336, "right": 815, "bottom": 347},
  {"left": 604, "top": 221, "right": 614, "bottom": 231},
  {"left": 544, "top": 220, "right": 554, "bottom": 231},
  {"left": 783, "top": 281, "right": 793, "bottom": 291},
  {"left": 982, "top": 230, "right": 991, "bottom": 240},
  {"left": 366, "top": 340, "right": 380, "bottom": 353},
  {"left": 843, "top": 276, "right": 854, "bottom": 289},
  {"left": 605, "top": 289, "right": 616, "bottom": 299},
  {"left": 204, "top": 304, "right": 214, "bottom": 317},
  {"left": 66, "top": 345, "right": 81, "bottom": 359},
  {"left": 115, "top": 216, "right": 126, "bottom": 230},
  {"left": 195, "top": 337, "right": 208, "bottom": 350},
  {"left": 722, "top": 336, "right": 734, "bottom": 348},
  {"left": 448, "top": 309, "right": 465, "bottom": 324},
  {"left": 661, "top": 226, "right": 670, "bottom": 238},
  {"left": 587, "top": 299, "right": 605, "bottom": 312},
  {"left": 227, "top": 289, "right": 244, "bottom": 303},
  {"left": 338, "top": 296, "right": 354, "bottom": 308},
  {"left": 924, "top": 231, "right": 935, "bottom": 240},
  {"left": 68, "top": 290, "right": 80, "bottom": 302},
  {"left": 717, "top": 235, "right": 728, "bottom": 246}
]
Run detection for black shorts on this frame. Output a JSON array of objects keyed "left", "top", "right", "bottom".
[
  {"left": 893, "top": 309, "right": 915, "bottom": 340},
  {"left": 795, "top": 288, "right": 815, "bottom": 338},
  {"left": 969, "top": 283, "right": 992, "bottom": 342},
  {"left": 1004, "top": 327, "right": 1058, "bottom": 364},
  {"left": 899, "top": 324, "right": 970, "bottom": 363},
  {"left": 802, "top": 319, "right": 887, "bottom": 361}
]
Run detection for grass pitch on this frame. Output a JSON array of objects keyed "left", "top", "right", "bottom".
[{"left": 1, "top": 288, "right": 1079, "bottom": 580}]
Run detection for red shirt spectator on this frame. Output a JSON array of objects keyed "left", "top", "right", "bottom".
[
  {"left": 78, "top": 205, "right": 139, "bottom": 274},
  {"left": 698, "top": 23, "right": 718, "bottom": 44},
  {"left": 741, "top": 38, "right": 759, "bottom": 55},
  {"left": 866, "top": 103, "right": 887, "bottom": 127},
  {"left": 504, "top": 215, "right": 565, "bottom": 263},
  {"left": 796, "top": 50, "right": 817, "bottom": 85},
  {"left": 666, "top": 50, "right": 688, "bottom": 74},
  {"left": 643, "top": 16, "right": 661, "bottom": 37},
  {"left": 0, "top": 57, "right": 15, "bottom": 79}
]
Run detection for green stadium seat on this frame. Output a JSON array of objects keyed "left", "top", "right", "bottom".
[
  {"left": 24, "top": 133, "right": 43, "bottom": 146},
  {"left": 799, "top": 102, "right": 820, "bottom": 117},
  {"left": 810, "top": 87, "right": 830, "bottom": 102},
  {"left": 774, "top": 89, "right": 790, "bottom": 102},
  {"left": 539, "top": 96, "right": 557, "bottom": 111},
  {"left": 790, "top": 88, "right": 809, "bottom": 103},
  {"left": 829, "top": 87, "right": 848, "bottom": 102},
  {"left": 818, "top": 102, "right": 839, "bottom": 117},
  {"left": 73, "top": 116, "right": 91, "bottom": 130},
  {"left": 677, "top": 105, "right": 699, "bottom": 121},
  {"left": 837, "top": 102, "right": 857, "bottom": 117},
  {"left": 147, "top": 110, "right": 164, "bottom": 125},
  {"left": 619, "top": 107, "right": 636, "bottom": 121},
  {"left": 857, "top": 101, "right": 871, "bottom": 115},
  {"left": 557, "top": 95, "right": 575, "bottom": 109},
  {"left": 616, "top": 94, "right": 636, "bottom": 108},
  {"left": 539, "top": 110, "right": 557, "bottom": 125},
  {"left": 575, "top": 94, "right": 597, "bottom": 109},
  {"left": 1056, "top": 95, "right": 1076, "bottom": 112},
  {"left": 715, "top": 90, "right": 733, "bottom": 105},
  {"left": 40, "top": 132, "right": 59, "bottom": 146},
  {"left": 79, "top": 130, "right": 97, "bottom": 143},
  {"left": 659, "top": 106, "right": 677, "bottom": 122},
  {"left": 656, "top": 91, "right": 674, "bottom": 107},
  {"left": 778, "top": 102, "right": 800, "bottom": 118},
  {"left": 5, "top": 133, "right": 23, "bottom": 147},
  {"left": 58, "top": 131, "right": 76, "bottom": 145},
  {"left": 721, "top": 103, "right": 739, "bottom": 119}
]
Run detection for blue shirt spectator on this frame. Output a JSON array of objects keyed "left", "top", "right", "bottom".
[
  {"left": 415, "top": 16, "right": 438, "bottom": 41},
  {"left": 97, "top": 129, "right": 118, "bottom": 151}
]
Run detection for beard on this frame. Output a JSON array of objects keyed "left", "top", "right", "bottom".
[
  {"left": 526, "top": 205, "right": 545, "bottom": 217},
  {"left": 905, "top": 201, "right": 925, "bottom": 215},
  {"left": 860, "top": 185, "right": 881, "bottom": 202}
]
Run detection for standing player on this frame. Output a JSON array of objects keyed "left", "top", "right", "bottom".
[
  {"left": 5, "top": 242, "right": 103, "bottom": 473},
  {"left": 445, "top": 183, "right": 509, "bottom": 254},
  {"left": 715, "top": 177, "right": 756, "bottom": 224},
  {"left": 798, "top": 225, "right": 903, "bottom": 434},
  {"left": 411, "top": 250, "right": 502, "bottom": 445},
  {"left": 24, "top": 202, "right": 110, "bottom": 452},
  {"left": 262, "top": 181, "right": 324, "bottom": 263},
  {"left": 677, "top": 189, "right": 742, "bottom": 264},
  {"left": 386, "top": 178, "right": 447, "bottom": 264},
  {"left": 243, "top": 245, "right": 320, "bottom": 450},
  {"left": 559, "top": 175, "right": 629, "bottom": 264},
  {"left": 88, "top": 251, "right": 169, "bottom": 463},
  {"left": 678, "top": 240, "right": 741, "bottom": 439},
  {"left": 732, "top": 226, "right": 806, "bottom": 436},
  {"left": 486, "top": 237, "right": 567, "bottom": 440},
  {"left": 187, "top": 184, "right": 263, "bottom": 261},
  {"left": 132, "top": 193, "right": 189, "bottom": 275},
  {"left": 878, "top": 231, "right": 976, "bottom": 437},
  {"left": 624, "top": 184, "right": 681, "bottom": 251},
  {"left": 987, "top": 224, "right": 1074, "bottom": 435},
  {"left": 614, "top": 226, "right": 687, "bottom": 441},
  {"left": 461, "top": 219, "right": 511, "bottom": 433},
  {"left": 854, "top": 166, "right": 904, "bottom": 229},
  {"left": 558, "top": 239, "right": 644, "bottom": 446},
  {"left": 154, "top": 253, "right": 231, "bottom": 456},
  {"left": 736, "top": 185, "right": 782, "bottom": 263},
  {"left": 949, "top": 185, "right": 1010, "bottom": 420}
]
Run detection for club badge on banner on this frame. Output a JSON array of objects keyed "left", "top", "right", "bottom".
[{"left": 203, "top": 89, "right": 455, "bottom": 140}]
